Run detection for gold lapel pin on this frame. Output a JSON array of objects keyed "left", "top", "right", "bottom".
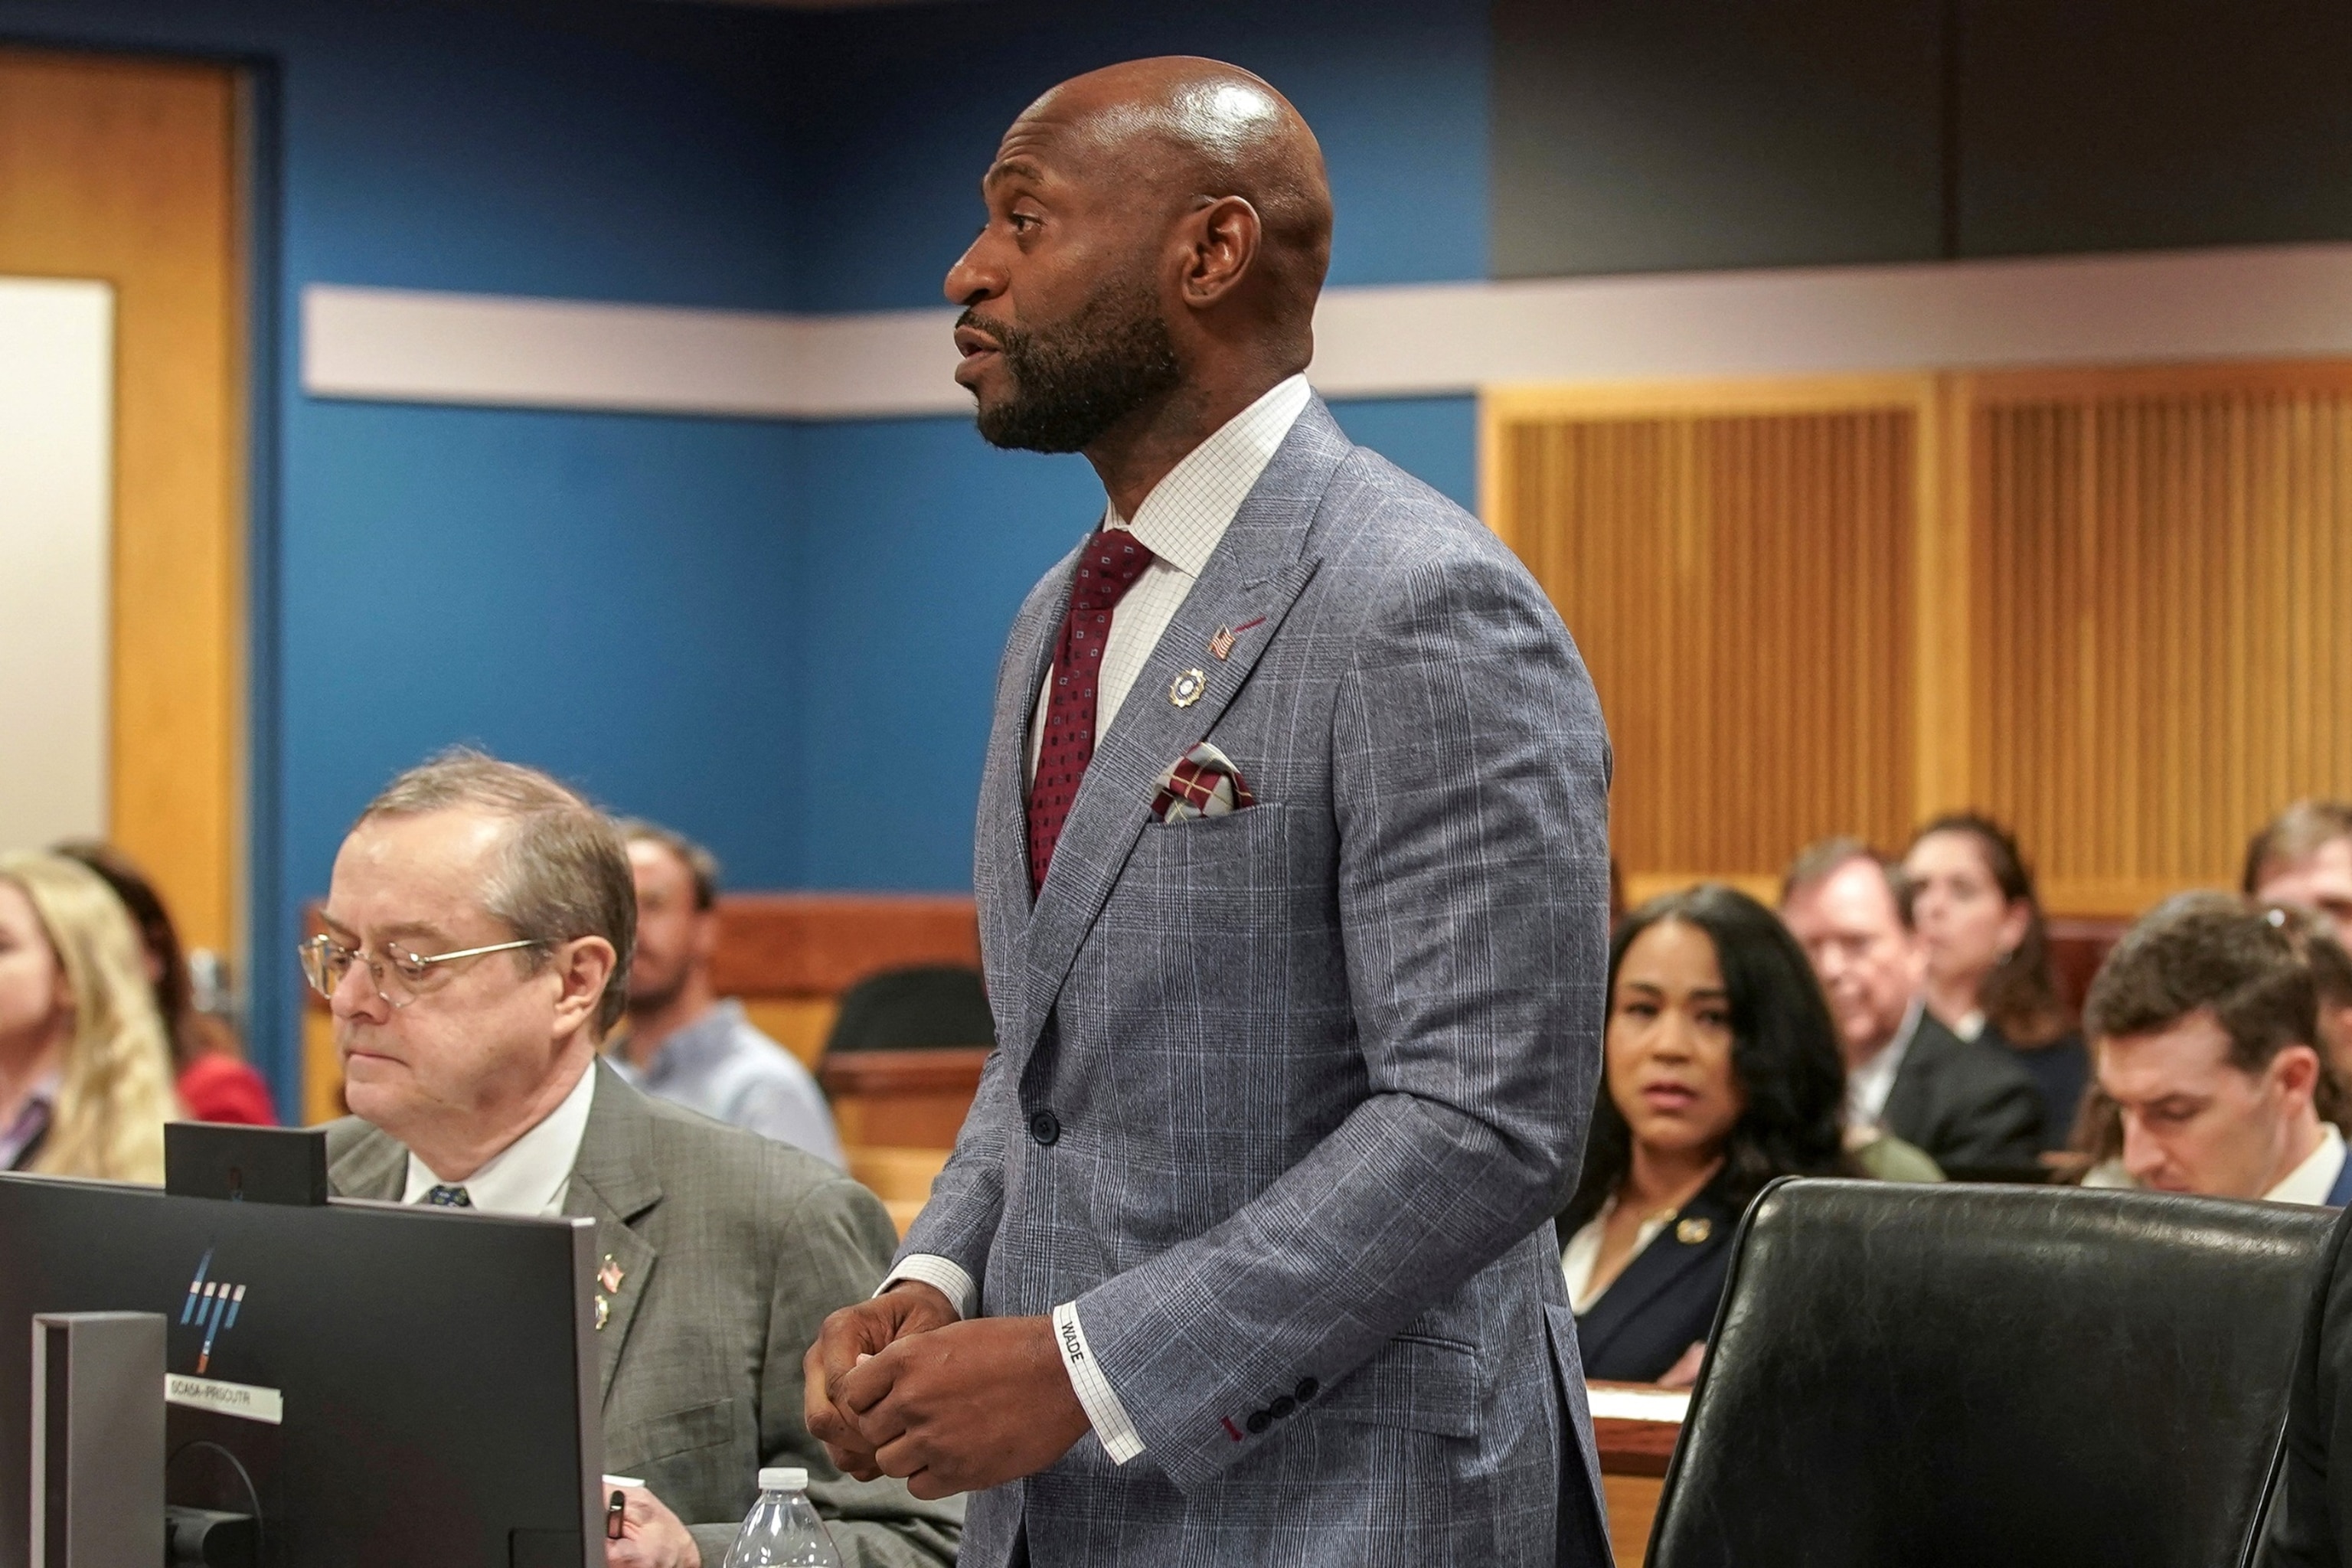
[
  {"left": 1675, "top": 1216, "right": 1713, "bottom": 1246},
  {"left": 598, "top": 1255, "right": 625, "bottom": 1295},
  {"left": 595, "top": 1294, "right": 611, "bottom": 1331},
  {"left": 1170, "top": 668, "right": 1207, "bottom": 707}
]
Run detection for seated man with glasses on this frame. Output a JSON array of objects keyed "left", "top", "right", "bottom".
[{"left": 302, "top": 749, "right": 960, "bottom": 1568}]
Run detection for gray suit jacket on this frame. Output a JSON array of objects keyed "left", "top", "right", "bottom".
[
  {"left": 326, "top": 1061, "right": 962, "bottom": 1567},
  {"left": 902, "top": 397, "right": 1615, "bottom": 1566}
]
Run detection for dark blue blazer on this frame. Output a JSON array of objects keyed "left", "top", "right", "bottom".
[{"left": 1571, "top": 1169, "right": 1742, "bottom": 1384}]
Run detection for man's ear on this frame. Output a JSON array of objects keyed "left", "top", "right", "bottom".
[
  {"left": 691, "top": 906, "right": 720, "bottom": 967},
  {"left": 2272, "top": 1042, "right": 2323, "bottom": 1107},
  {"left": 549, "top": 936, "right": 618, "bottom": 1037},
  {"left": 1176, "top": 195, "right": 1262, "bottom": 309}
]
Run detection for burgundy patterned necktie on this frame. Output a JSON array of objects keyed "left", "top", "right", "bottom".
[{"left": 1029, "top": 529, "right": 1157, "bottom": 893}]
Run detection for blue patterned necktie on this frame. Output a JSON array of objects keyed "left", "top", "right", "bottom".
[{"left": 423, "top": 1184, "right": 473, "bottom": 1207}]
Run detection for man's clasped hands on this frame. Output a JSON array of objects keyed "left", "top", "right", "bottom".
[{"left": 802, "top": 1282, "right": 1096, "bottom": 1499}]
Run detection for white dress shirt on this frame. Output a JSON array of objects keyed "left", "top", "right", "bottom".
[
  {"left": 1560, "top": 1198, "right": 1673, "bottom": 1314},
  {"left": 1026, "top": 374, "right": 1315, "bottom": 780},
  {"left": 892, "top": 373, "right": 1316, "bottom": 1468},
  {"left": 400, "top": 1058, "right": 597, "bottom": 1217},
  {"left": 1846, "top": 998, "right": 1924, "bottom": 1135},
  {"left": 2265, "top": 1122, "right": 2348, "bottom": 1205}
]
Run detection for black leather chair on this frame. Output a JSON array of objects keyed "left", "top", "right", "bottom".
[
  {"left": 822, "top": 964, "right": 994, "bottom": 1053},
  {"left": 1648, "top": 1178, "right": 2334, "bottom": 1568}
]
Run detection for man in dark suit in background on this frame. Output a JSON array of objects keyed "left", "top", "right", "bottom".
[{"left": 1781, "top": 839, "right": 2044, "bottom": 1171}]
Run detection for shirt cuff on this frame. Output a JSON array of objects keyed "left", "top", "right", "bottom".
[
  {"left": 1052, "top": 1301, "right": 1145, "bottom": 1465},
  {"left": 877, "top": 1255, "right": 976, "bottom": 1320}
]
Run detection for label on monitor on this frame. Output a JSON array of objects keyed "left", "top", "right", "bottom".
[{"left": 165, "top": 1373, "right": 283, "bottom": 1425}]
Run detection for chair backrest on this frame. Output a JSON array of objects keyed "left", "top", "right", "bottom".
[
  {"left": 823, "top": 964, "right": 995, "bottom": 1054},
  {"left": 1650, "top": 1178, "right": 2334, "bottom": 1568}
]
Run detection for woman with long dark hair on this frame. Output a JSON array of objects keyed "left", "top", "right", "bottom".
[
  {"left": 1902, "top": 814, "right": 2087, "bottom": 1150},
  {"left": 1562, "top": 884, "right": 1860, "bottom": 1385}
]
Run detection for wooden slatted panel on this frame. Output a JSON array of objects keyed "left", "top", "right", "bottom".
[
  {"left": 1488, "top": 382, "right": 1926, "bottom": 888},
  {"left": 1964, "top": 363, "right": 2352, "bottom": 913}
]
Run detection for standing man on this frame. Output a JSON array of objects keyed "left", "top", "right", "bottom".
[
  {"left": 805, "top": 57, "right": 1614, "bottom": 1567},
  {"left": 612, "top": 819, "right": 844, "bottom": 1168}
]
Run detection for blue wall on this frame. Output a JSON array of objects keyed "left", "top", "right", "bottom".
[{"left": 0, "top": 0, "right": 1494, "bottom": 1105}]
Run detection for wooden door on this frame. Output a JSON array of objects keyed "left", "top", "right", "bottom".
[{"left": 0, "top": 47, "right": 246, "bottom": 957}]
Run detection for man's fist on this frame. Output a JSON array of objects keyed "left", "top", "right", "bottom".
[
  {"left": 831, "top": 1314, "right": 1091, "bottom": 1499},
  {"left": 804, "top": 1281, "right": 960, "bottom": 1478},
  {"left": 604, "top": 1486, "right": 697, "bottom": 1568}
]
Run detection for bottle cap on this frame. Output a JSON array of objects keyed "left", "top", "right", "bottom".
[{"left": 759, "top": 1467, "right": 808, "bottom": 1492}]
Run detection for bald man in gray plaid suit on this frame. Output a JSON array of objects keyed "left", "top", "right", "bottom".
[{"left": 808, "top": 58, "right": 1614, "bottom": 1568}]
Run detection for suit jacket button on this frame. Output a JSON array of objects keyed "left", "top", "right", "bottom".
[
  {"left": 1027, "top": 1109, "right": 1061, "bottom": 1146},
  {"left": 1268, "top": 1394, "right": 1295, "bottom": 1420},
  {"left": 1244, "top": 1409, "right": 1271, "bottom": 1435},
  {"left": 1295, "top": 1377, "right": 1318, "bottom": 1402}
]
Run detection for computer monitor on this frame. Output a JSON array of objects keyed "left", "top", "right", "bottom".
[{"left": 0, "top": 1171, "right": 602, "bottom": 1568}]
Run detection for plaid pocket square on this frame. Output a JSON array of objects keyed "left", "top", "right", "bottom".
[{"left": 1152, "top": 742, "right": 1256, "bottom": 822}]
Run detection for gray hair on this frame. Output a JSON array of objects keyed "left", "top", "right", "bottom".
[
  {"left": 1779, "top": 836, "right": 1917, "bottom": 930},
  {"left": 614, "top": 818, "right": 722, "bottom": 912},
  {"left": 358, "top": 748, "right": 635, "bottom": 1036}
]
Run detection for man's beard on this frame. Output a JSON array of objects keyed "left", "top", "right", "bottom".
[
  {"left": 963, "top": 273, "right": 1182, "bottom": 453},
  {"left": 626, "top": 958, "right": 688, "bottom": 1018}
]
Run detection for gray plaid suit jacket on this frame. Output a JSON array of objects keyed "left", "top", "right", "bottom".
[
  {"left": 326, "top": 1060, "right": 962, "bottom": 1567},
  {"left": 902, "top": 397, "right": 1615, "bottom": 1566}
]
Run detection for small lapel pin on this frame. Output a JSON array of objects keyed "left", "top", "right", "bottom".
[
  {"left": 598, "top": 1255, "right": 626, "bottom": 1295},
  {"left": 1169, "top": 668, "right": 1207, "bottom": 707},
  {"left": 1210, "top": 616, "right": 1266, "bottom": 662},
  {"left": 1675, "top": 1216, "right": 1713, "bottom": 1246},
  {"left": 595, "top": 1294, "right": 611, "bottom": 1331}
]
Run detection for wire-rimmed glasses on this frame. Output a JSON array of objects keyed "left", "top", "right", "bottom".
[{"left": 298, "top": 933, "right": 541, "bottom": 1009}]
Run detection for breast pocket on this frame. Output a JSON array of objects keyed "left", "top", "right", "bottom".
[{"left": 1129, "top": 800, "right": 1289, "bottom": 877}]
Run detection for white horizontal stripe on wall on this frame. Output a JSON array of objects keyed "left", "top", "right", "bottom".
[{"left": 305, "top": 243, "right": 2352, "bottom": 420}]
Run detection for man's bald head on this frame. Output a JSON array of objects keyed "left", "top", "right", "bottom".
[
  {"left": 1008, "top": 57, "right": 1334, "bottom": 328},
  {"left": 946, "top": 58, "right": 1333, "bottom": 457}
]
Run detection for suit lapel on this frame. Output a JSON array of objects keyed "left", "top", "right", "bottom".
[
  {"left": 561, "top": 1063, "right": 664, "bottom": 1408},
  {"left": 1011, "top": 400, "right": 1351, "bottom": 1067},
  {"left": 1575, "top": 1183, "right": 1735, "bottom": 1366},
  {"left": 325, "top": 1122, "right": 407, "bottom": 1202},
  {"left": 975, "top": 549, "right": 1080, "bottom": 1054}
]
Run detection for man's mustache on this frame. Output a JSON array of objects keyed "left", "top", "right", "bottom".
[{"left": 956, "top": 307, "right": 1019, "bottom": 348}]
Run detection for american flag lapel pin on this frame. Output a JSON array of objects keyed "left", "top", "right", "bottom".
[
  {"left": 1210, "top": 616, "right": 1266, "bottom": 662},
  {"left": 599, "top": 1255, "right": 625, "bottom": 1295}
]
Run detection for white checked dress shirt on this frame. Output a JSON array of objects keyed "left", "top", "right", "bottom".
[
  {"left": 400, "top": 1056, "right": 597, "bottom": 1217},
  {"left": 889, "top": 372, "right": 1316, "bottom": 1465}
]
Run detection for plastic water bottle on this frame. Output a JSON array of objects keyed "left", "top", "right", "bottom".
[{"left": 722, "top": 1468, "right": 841, "bottom": 1568}]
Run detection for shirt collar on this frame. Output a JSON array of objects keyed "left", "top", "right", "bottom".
[
  {"left": 401, "top": 1057, "right": 599, "bottom": 1217},
  {"left": 1105, "top": 374, "right": 1314, "bottom": 577},
  {"left": 2265, "top": 1121, "right": 2347, "bottom": 1205},
  {"left": 1846, "top": 998, "right": 1924, "bottom": 1129}
]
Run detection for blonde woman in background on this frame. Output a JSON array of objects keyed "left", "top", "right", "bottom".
[{"left": 0, "top": 851, "right": 178, "bottom": 1182}]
